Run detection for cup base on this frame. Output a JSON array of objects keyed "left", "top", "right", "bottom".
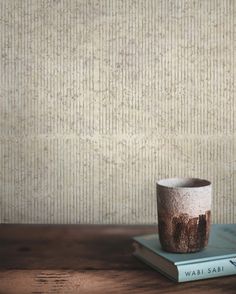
[
  {"left": 160, "top": 246, "right": 206, "bottom": 254},
  {"left": 158, "top": 210, "right": 211, "bottom": 254}
]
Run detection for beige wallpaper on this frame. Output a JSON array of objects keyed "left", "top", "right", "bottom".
[{"left": 0, "top": 0, "right": 235, "bottom": 224}]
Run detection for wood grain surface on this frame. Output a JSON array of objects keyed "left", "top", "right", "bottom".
[{"left": 0, "top": 225, "right": 236, "bottom": 293}]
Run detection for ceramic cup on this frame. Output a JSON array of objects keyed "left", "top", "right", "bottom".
[{"left": 156, "top": 177, "right": 211, "bottom": 253}]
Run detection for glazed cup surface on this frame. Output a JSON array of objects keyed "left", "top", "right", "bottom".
[{"left": 156, "top": 177, "right": 212, "bottom": 253}]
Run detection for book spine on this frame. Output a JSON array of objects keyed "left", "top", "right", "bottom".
[{"left": 178, "top": 257, "right": 236, "bottom": 282}]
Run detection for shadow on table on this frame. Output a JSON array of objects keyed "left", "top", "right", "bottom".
[
  {"left": 1, "top": 225, "right": 236, "bottom": 293},
  {"left": 0, "top": 224, "right": 157, "bottom": 270}
]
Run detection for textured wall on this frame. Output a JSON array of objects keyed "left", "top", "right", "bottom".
[{"left": 0, "top": 0, "right": 235, "bottom": 224}]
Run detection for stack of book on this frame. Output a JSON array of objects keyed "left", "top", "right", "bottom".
[{"left": 133, "top": 224, "right": 236, "bottom": 282}]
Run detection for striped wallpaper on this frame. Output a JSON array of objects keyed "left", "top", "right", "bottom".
[{"left": 0, "top": 0, "right": 235, "bottom": 224}]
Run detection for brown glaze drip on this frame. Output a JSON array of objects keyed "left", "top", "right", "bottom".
[{"left": 158, "top": 210, "right": 211, "bottom": 253}]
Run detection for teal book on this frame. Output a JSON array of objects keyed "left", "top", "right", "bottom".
[{"left": 133, "top": 224, "right": 236, "bottom": 282}]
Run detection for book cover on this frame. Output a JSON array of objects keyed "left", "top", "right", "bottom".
[{"left": 133, "top": 224, "right": 236, "bottom": 282}]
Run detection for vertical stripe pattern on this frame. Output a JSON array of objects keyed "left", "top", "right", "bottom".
[{"left": 0, "top": 0, "right": 235, "bottom": 224}]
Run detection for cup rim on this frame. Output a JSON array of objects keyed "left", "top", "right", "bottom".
[{"left": 157, "top": 177, "right": 211, "bottom": 189}]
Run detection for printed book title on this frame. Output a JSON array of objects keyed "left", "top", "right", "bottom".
[
  {"left": 185, "top": 266, "right": 224, "bottom": 277},
  {"left": 185, "top": 259, "right": 236, "bottom": 277}
]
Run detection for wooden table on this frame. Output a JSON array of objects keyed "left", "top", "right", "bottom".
[{"left": 0, "top": 225, "right": 235, "bottom": 293}]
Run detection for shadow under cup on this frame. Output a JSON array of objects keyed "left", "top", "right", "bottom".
[{"left": 156, "top": 178, "right": 212, "bottom": 253}]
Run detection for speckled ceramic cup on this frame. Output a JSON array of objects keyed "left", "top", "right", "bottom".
[{"left": 156, "top": 177, "right": 211, "bottom": 253}]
